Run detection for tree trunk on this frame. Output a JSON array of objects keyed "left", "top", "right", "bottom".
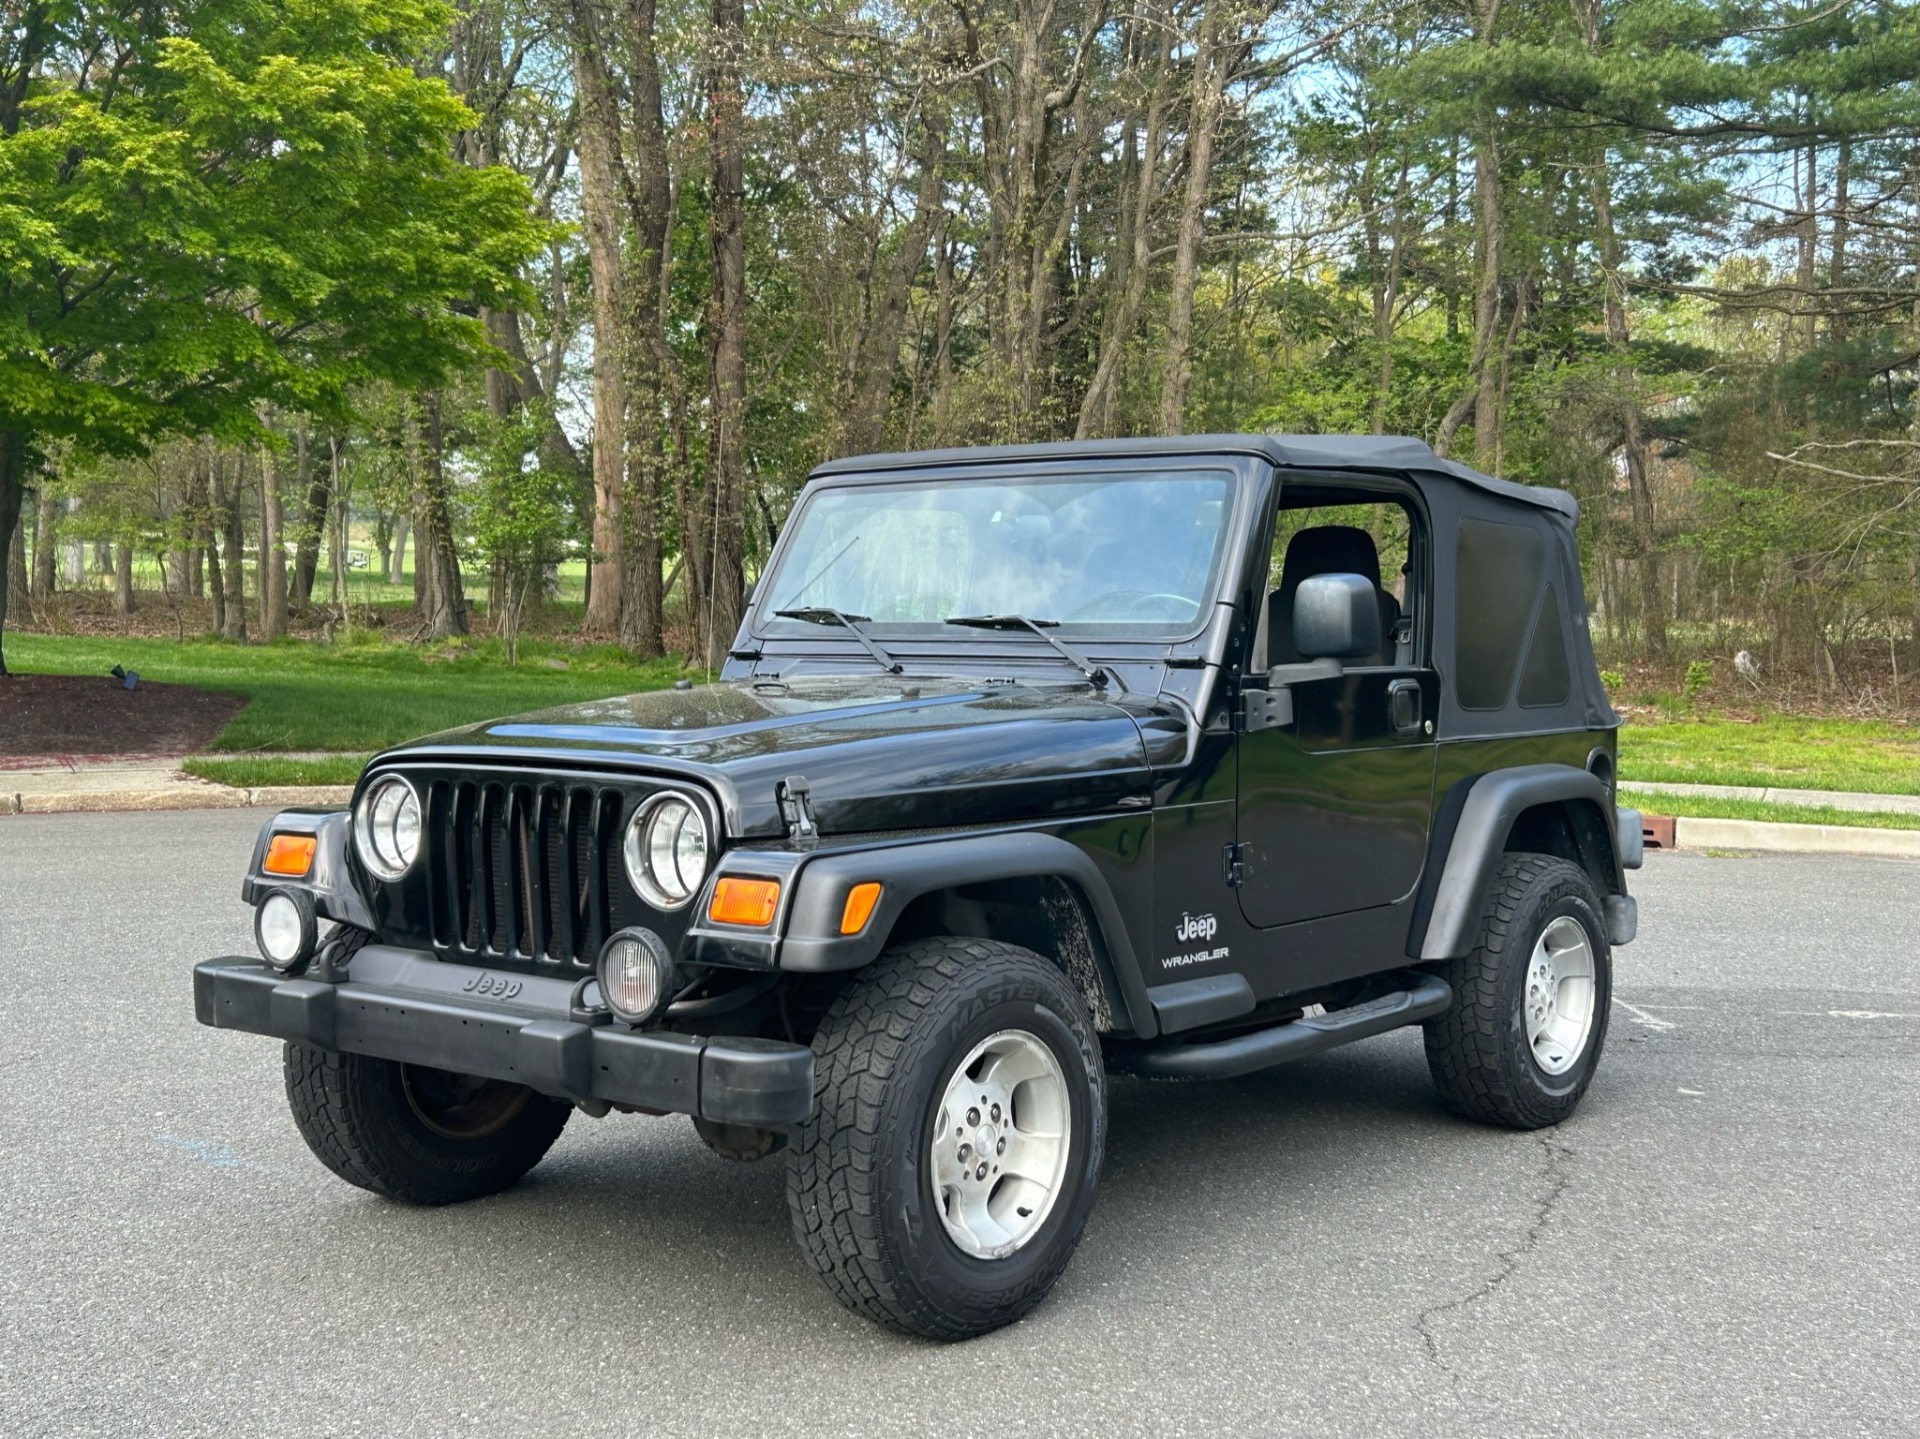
[
  {"left": 1435, "top": 0, "right": 1504, "bottom": 463},
  {"left": 416, "top": 392, "right": 470, "bottom": 639},
  {"left": 618, "top": 0, "right": 677, "bottom": 660},
  {"left": 290, "top": 421, "right": 327, "bottom": 611},
  {"left": 1828, "top": 137, "right": 1850, "bottom": 344},
  {"left": 113, "top": 540, "right": 134, "bottom": 616},
  {"left": 388, "top": 513, "right": 409, "bottom": 587},
  {"left": 696, "top": 0, "right": 748, "bottom": 669},
  {"left": 260, "top": 440, "right": 288, "bottom": 640},
  {"left": 1370, "top": 155, "right": 1412, "bottom": 435},
  {"left": 1079, "top": 18, "right": 1170, "bottom": 440},
  {"left": 0, "top": 431, "right": 26, "bottom": 674},
  {"left": 222, "top": 454, "right": 247, "bottom": 640},
  {"left": 59, "top": 498, "right": 84, "bottom": 586},
  {"left": 1591, "top": 184, "right": 1661, "bottom": 656},
  {"left": 328, "top": 437, "right": 352, "bottom": 642},
  {"left": 1581, "top": 0, "right": 1661, "bottom": 658},
  {"left": 32, "top": 484, "right": 56, "bottom": 599},
  {"left": 205, "top": 479, "right": 227, "bottom": 639},
  {"left": 1160, "top": 7, "right": 1233, "bottom": 436},
  {"left": 840, "top": 116, "right": 947, "bottom": 455},
  {"left": 569, "top": 12, "right": 627, "bottom": 638}
]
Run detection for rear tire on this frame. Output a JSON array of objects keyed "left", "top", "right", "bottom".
[
  {"left": 283, "top": 1045, "right": 571, "bottom": 1205},
  {"left": 787, "top": 937, "right": 1106, "bottom": 1340},
  {"left": 1423, "top": 853, "right": 1612, "bottom": 1130}
]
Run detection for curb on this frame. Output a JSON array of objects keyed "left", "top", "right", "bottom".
[
  {"left": 1625, "top": 782, "right": 1919, "bottom": 817},
  {"left": 5, "top": 785, "right": 354, "bottom": 816},
  {"left": 1673, "top": 816, "right": 1920, "bottom": 859}
]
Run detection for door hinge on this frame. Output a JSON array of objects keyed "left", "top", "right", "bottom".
[
  {"left": 1242, "top": 687, "right": 1293, "bottom": 733},
  {"left": 778, "top": 774, "right": 820, "bottom": 849},
  {"left": 1224, "top": 842, "right": 1250, "bottom": 888}
]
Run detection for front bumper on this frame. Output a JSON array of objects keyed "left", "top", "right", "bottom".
[{"left": 193, "top": 946, "right": 814, "bottom": 1127}]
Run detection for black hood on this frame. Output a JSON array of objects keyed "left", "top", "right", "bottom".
[{"left": 385, "top": 674, "right": 1185, "bottom": 839}]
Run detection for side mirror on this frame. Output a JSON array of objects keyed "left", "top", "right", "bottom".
[{"left": 1293, "top": 572, "right": 1378, "bottom": 661}]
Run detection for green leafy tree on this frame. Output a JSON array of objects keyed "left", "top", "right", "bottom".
[{"left": 0, "top": 0, "right": 542, "bottom": 672}]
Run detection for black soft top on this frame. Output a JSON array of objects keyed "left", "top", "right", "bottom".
[{"left": 812, "top": 433, "right": 1579, "bottom": 521}]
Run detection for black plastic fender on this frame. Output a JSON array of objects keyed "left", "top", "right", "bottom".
[
  {"left": 778, "top": 830, "right": 1159, "bottom": 1039},
  {"left": 239, "top": 809, "right": 375, "bottom": 932},
  {"left": 1411, "top": 764, "right": 1625, "bottom": 962}
]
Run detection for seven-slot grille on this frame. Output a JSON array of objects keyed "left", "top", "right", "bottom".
[{"left": 423, "top": 776, "right": 629, "bottom": 967}]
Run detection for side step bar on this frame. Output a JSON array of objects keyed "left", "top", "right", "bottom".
[{"left": 1112, "top": 973, "right": 1453, "bottom": 1081}]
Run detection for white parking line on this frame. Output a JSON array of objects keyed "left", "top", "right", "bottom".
[
  {"left": 1612, "top": 997, "right": 1676, "bottom": 1031},
  {"left": 1826, "top": 1009, "right": 1918, "bottom": 1020}
]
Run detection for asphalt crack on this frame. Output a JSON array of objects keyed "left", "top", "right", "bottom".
[{"left": 1415, "top": 1132, "right": 1573, "bottom": 1370}]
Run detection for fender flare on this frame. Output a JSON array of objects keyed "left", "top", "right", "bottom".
[
  {"left": 239, "top": 809, "right": 376, "bottom": 932},
  {"left": 1412, "top": 764, "right": 1623, "bottom": 962},
  {"left": 778, "top": 830, "right": 1158, "bottom": 1038}
]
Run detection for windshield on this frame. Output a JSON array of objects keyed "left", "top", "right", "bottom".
[{"left": 756, "top": 469, "right": 1236, "bottom": 639}]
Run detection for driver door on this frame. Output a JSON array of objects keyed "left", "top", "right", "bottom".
[{"left": 1235, "top": 495, "right": 1439, "bottom": 930}]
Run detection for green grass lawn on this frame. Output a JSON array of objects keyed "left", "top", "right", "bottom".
[
  {"left": 181, "top": 754, "right": 371, "bottom": 787},
  {"left": 1617, "top": 714, "right": 1918, "bottom": 796},
  {"left": 1619, "top": 786, "right": 1918, "bottom": 832},
  {"left": 8, "top": 632, "right": 682, "bottom": 753}
]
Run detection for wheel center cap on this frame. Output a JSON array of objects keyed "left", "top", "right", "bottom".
[{"left": 976, "top": 1122, "right": 999, "bottom": 1158}]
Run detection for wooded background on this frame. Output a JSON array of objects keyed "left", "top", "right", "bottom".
[{"left": 3, "top": 0, "right": 1915, "bottom": 706}]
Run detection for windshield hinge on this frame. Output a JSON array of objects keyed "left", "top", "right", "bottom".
[
  {"left": 1223, "top": 842, "right": 1250, "bottom": 888},
  {"left": 778, "top": 775, "right": 820, "bottom": 849}
]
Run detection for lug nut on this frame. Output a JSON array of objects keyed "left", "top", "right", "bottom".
[
  {"left": 958, "top": 1143, "right": 972, "bottom": 1162},
  {"left": 990, "top": 1103, "right": 1002, "bottom": 1123},
  {"left": 966, "top": 1107, "right": 980, "bottom": 1126},
  {"left": 996, "top": 1137, "right": 1006, "bottom": 1155},
  {"left": 975, "top": 1162, "right": 989, "bottom": 1181}
]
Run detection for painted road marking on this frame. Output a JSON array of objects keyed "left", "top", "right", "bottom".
[{"left": 1613, "top": 997, "right": 1676, "bottom": 1031}]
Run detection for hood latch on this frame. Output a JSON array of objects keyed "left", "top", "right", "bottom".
[{"left": 778, "top": 774, "right": 820, "bottom": 849}]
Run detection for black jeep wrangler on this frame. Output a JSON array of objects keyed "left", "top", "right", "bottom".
[{"left": 196, "top": 435, "right": 1640, "bottom": 1340}]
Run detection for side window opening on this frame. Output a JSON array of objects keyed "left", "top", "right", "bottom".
[
  {"left": 1454, "top": 517, "right": 1544, "bottom": 709},
  {"left": 1253, "top": 494, "right": 1423, "bottom": 671}
]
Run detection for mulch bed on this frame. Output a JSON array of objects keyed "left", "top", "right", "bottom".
[{"left": 0, "top": 673, "right": 246, "bottom": 758}]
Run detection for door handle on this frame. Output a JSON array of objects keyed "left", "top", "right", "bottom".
[{"left": 1387, "top": 678, "right": 1423, "bottom": 736}]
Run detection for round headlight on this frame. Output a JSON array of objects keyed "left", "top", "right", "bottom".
[
  {"left": 597, "top": 927, "right": 677, "bottom": 1025},
  {"left": 623, "top": 794, "right": 710, "bottom": 909},
  {"left": 255, "top": 888, "right": 317, "bottom": 973},
  {"left": 354, "top": 774, "right": 422, "bottom": 880}
]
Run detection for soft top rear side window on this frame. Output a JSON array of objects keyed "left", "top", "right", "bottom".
[{"left": 1454, "top": 517, "right": 1544, "bottom": 709}]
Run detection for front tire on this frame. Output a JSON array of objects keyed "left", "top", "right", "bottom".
[
  {"left": 284, "top": 1045, "right": 571, "bottom": 1205},
  {"left": 787, "top": 938, "right": 1106, "bottom": 1340},
  {"left": 1423, "top": 853, "right": 1613, "bottom": 1130}
]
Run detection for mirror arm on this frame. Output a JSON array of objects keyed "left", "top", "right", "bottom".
[
  {"left": 1242, "top": 658, "right": 1343, "bottom": 733},
  {"left": 1266, "top": 658, "right": 1343, "bottom": 687}
]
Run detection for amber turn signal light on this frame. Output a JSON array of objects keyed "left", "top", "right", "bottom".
[
  {"left": 263, "top": 833, "right": 317, "bottom": 878},
  {"left": 708, "top": 876, "right": 781, "bottom": 927},
  {"left": 839, "top": 882, "right": 882, "bottom": 935}
]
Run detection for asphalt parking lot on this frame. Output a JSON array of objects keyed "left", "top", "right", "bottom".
[{"left": 2, "top": 809, "right": 1915, "bottom": 1437}]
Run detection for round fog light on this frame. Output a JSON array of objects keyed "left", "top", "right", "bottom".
[
  {"left": 597, "top": 927, "right": 677, "bottom": 1025},
  {"left": 256, "top": 889, "right": 318, "bottom": 973}
]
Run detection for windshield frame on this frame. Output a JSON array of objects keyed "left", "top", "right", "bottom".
[{"left": 748, "top": 459, "right": 1249, "bottom": 650}]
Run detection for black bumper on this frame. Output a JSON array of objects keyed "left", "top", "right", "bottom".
[{"left": 193, "top": 946, "right": 814, "bottom": 1127}]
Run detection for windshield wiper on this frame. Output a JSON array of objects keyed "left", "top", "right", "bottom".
[
  {"left": 775, "top": 606, "right": 903, "bottom": 674},
  {"left": 943, "top": 615, "right": 1124, "bottom": 692}
]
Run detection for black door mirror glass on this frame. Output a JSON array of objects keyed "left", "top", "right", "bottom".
[{"left": 1293, "top": 572, "right": 1378, "bottom": 661}]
